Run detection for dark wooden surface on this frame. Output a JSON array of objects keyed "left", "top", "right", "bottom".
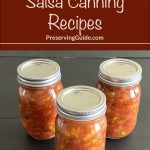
[{"left": 0, "top": 56, "right": 150, "bottom": 150}]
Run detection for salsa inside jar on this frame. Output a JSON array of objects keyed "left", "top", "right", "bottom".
[
  {"left": 56, "top": 86, "right": 107, "bottom": 150},
  {"left": 19, "top": 81, "right": 63, "bottom": 140},
  {"left": 17, "top": 59, "right": 63, "bottom": 140},
  {"left": 56, "top": 115, "right": 107, "bottom": 150},
  {"left": 97, "top": 58, "right": 142, "bottom": 139},
  {"left": 97, "top": 81, "right": 141, "bottom": 138}
]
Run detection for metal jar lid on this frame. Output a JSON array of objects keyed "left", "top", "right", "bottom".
[
  {"left": 57, "top": 86, "right": 106, "bottom": 121},
  {"left": 17, "top": 59, "right": 61, "bottom": 87},
  {"left": 98, "top": 58, "right": 142, "bottom": 87}
]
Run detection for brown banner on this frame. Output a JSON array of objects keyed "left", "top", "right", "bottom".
[{"left": 0, "top": 0, "right": 150, "bottom": 50}]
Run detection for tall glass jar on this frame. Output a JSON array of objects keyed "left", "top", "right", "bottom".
[
  {"left": 17, "top": 59, "right": 63, "bottom": 140},
  {"left": 56, "top": 86, "right": 107, "bottom": 150},
  {"left": 97, "top": 58, "right": 142, "bottom": 139}
]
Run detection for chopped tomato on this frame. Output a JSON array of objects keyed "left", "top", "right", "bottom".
[
  {"left": 56, "top": 115, "right": 107, "bottom": 150},
  {"left": 97, "top": 81, "right": 141, "bottom": 139},
  {"left": 18, "top": 81, "right": 63, "bottom": 140}
]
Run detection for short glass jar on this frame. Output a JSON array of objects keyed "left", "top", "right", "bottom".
[
  {"left": 56, "top": 86, "right": 107, "bottom": 150},
  {"left": 17, "top": 59, "right": 63, "bottom": 140},
  {"left": 97, "top": 58, "right": 142, "bottom": 139}
]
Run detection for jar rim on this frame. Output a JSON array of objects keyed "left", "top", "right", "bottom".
[
  {"left": 17, "top": 59, "right": 61, "bottom": 87},
  {"left": 57, "top": 86, "right": 106, "bottom": 121},
  {"left": 98, "top": 58, "right": 142, "bottom": 87}
]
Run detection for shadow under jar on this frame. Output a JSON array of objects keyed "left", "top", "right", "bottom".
[
  {"left": 17, "top": 59, "right": 63, "bottom": 140},
  {"left": 97, "top": 58, "right": 142, "bottom": 139},
  {"left": 56, "top": 86, "right": 107, "bottom": 150}
]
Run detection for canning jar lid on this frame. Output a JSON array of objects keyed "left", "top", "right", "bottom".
[
  {"left": 99, "top": 58, "right": 142, "bottom": 87},
  {"left": 57, "top": 86, "right": 106, "bottom": 121},
  {"left": 17, "top": 59, "right": 61, "bottom": 87}
]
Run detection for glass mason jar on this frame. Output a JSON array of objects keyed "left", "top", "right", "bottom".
[
  {"left": 97, "top": 58, "right": 142, "bottom": 139},
  {"left": 17, "top": 59, "right": 63, "bottom": 140},
  {"left": 56, "top": 86, "right": 107, "bottom": 150}
]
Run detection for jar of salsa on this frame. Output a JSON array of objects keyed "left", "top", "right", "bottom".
[
  {"left": 17, "top": 59, "right": 63, "bottom": 140},
  {"left": 97, "top": 58, "right": 142, "bottom": 139},
  {"left": 56, "top": 86, "right": 107, "bottom": 150}
]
